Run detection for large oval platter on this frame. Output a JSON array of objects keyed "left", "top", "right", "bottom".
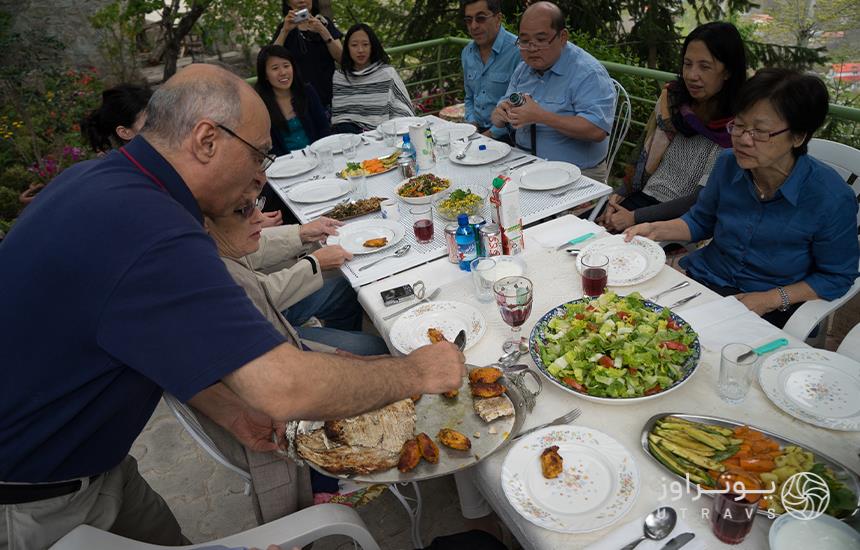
[
  {"left": 296, "top": 368, "right": 526, "bottom": 483},
  {"left": 529, "top": 296, "right": 700, "bottom": 405},
  {"left": 640, "top": 412, "right": 860, "bottom": 520}
]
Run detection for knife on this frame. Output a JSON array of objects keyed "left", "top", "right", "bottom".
[
  {"left": 667, "top": 292, "right": 701, "bottom": 309},
  {"left": 507, "top": 158, "right": 540, "bottom": 171},
  {"left": 555, "top": 232, "right": 595, "bottom": 250},
  {"left": 737, "top": 338, "right": 789, "bottom": 362},
  {"left": 661, "top": 532, "right": 695, "bottom": 550}
]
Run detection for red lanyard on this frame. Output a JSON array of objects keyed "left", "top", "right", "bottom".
[{"left": 120, "top": 147, "right": 167, "bottom": 192}]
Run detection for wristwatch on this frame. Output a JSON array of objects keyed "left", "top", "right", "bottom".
[{"left": 776, "top": 286, "right": 791, "bottom": 312}]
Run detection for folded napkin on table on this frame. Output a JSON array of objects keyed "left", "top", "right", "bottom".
[
  {"left": 529, "top": 215, "right": 604, "bottom": 249},
  {"left": 679, "top": 297, "right": 783, "bottom": 350},
  {"left": 584, "top": 511, "right": 706, "bottom": 550}
]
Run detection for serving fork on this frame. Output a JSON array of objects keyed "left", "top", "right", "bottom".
[{"left": 512, "top": 408, "right": 581, "bottom": 441}]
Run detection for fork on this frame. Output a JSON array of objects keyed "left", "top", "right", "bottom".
[{"left": 512, "top": 408, "right": 582, "bottom": 441}]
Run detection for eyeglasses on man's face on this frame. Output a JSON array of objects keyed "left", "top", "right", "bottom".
[
  {"left": 726, "top": 121, "right": 791, "bottom": 143},
  {"left": 463, "top": 12, "right": 496, "bottom": 26},
  {"left": 515, "top": 30, "right": 562, "bottom": 51},
  {"left": 216, "top": 123, "right": 276, "bottom": 171},
  {"left": 234, "top": 195, "right": 267, "bottom": 219}
]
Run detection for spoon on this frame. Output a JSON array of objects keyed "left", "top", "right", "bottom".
[
  {"left": 455, "top": 140, "right": 474, "bottom": 160},
  {"left": 498, "top": 340, "right": 529, "bottom": 366},
  {"left": 453, "top": 329, "right": 467, "bottom": 351},
  {"left": 358, "top": 244, "right": 411, "bottom": 271},
  {"left": 620, "top": 507, "right": 677, "bottom": 550}
]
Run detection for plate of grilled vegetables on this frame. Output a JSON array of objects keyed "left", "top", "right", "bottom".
[
  {"left": 338, "top": 150, "right": 400, "bottom": 178},
  {"left": 642, "top": 413, "right": 859, "bottom": 519},
  {"left": 319, "top": 197, "right": 387, "bottom": 221},
  {"left": 291, "top": 360, "right": 527, "bottom": 483}
]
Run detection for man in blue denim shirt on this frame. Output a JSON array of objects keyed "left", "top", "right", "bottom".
[
  {"left": 460, "top": 0, "right": 520, "bottom": 135},
  {"left": 491, "top": 2, "right": 616, "bottom": 180}
]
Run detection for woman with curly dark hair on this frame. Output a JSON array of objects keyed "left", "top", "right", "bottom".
[{"left": 80, "top": 84, "right": 152, "bottom": 153}]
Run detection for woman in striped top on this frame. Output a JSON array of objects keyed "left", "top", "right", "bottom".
[{"left": 331, "top": 23, "right": 415, "bottom": 134}]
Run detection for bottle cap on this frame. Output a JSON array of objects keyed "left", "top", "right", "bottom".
[
  {"left": 492, "top": 176, "right": 505, "bottom": 189},
  {"left": 457, "top": 213, "right": 469, "bottom": 226}
]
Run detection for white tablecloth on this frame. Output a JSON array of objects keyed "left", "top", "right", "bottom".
[
  {"left": 356, "top": 215, "right": 860, "bottom": 549},
  {"left": 268, "top": 116, "right": 612, "bottom": 287}
]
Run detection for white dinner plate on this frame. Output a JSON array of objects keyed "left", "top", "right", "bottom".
[
  {"left": 759, "top": 348, "right": 860, "bottom": 431},
  {"left": 501, "top": 425, "right": 639, "bottom": 533},
  {"left": 381, "top": 117, "right": 425, "bottom": 135},
  {"left": 576, "top": 235, "right": 666, "bottom": 286},
  {"left": 286, "top": 178, "right": 351, "bottom": 204},
  {"left": 309, "top": 133, "right": 362, "bottom": 155},
  {"left": 449, "top": 140, "right": 512, "bottom": 166},
  {"left": 326, "top": 218, "right": 405, "bottom": 255},
  {"left": 266, "top": 153, "right": 319, "bottom": 179},
  {"left": 515, "top": 161, "right": 582, "bottom": 191},
  {"left": 437, "top": 123, "right": 477, "bottom": 142},
  {"left": 388, "top": 301, "right": 486, "bottom": 355}
]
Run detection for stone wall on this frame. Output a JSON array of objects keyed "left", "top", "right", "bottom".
[{"left": 0, "top": 0, "right": 114, "bottom": 71}]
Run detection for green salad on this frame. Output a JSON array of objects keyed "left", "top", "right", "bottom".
[{"left": 537, "top": 292, "right": 698, "bottom": 398}]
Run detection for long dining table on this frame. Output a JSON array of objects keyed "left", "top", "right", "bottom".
[
  {"left": 266, "top": 115, "right": 612, "bottom": 288},
  {"left": 354, "top": 214, "right": 860, "bottom": 549}
]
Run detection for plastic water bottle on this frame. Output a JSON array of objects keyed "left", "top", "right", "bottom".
[
  {"left": 401, "top": 134, "right": 416, "bottom": 164},
  {"left": 456, "top": 213, "right": 478, "bottom": 272}
]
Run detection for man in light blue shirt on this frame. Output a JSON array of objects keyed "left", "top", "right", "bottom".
[
  {"left": 460, "top": 0, "right": 520, "bottom": 135},
  {"left": 491, "top": 1, "right": 616, "bottom": 180}
]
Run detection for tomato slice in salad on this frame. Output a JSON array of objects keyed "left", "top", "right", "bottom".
[
  {"left": 661, "top": 341, "right": 688, "bottom": 352},
  {"left": 562, "top": 377, "right": 587, "bottom": 393}
]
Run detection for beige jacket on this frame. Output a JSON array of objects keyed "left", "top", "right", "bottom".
[
  {"left": 194, "top": 229, "right": 335, "bottom": 524},
  {"left": 246, "top": 225, "right": 323, "bottom": 309}
]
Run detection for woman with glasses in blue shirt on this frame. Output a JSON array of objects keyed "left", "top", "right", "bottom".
[{"left": 625, "top": 69, "right": 859, "bottom": 328}]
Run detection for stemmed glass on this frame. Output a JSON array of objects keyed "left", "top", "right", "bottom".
[{"left": 493, "top": 276, "right": 534, "bottom": 353}]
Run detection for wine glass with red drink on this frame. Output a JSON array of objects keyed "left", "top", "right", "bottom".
[
  {"left": 581, "top": 253, "right": 609, "bottom": 297},
  {"left": 410, "top": 205, "right": 434, "bottom": 243},
  {"left": 493, "top": 276, "right": 534, "bottom": 353}
]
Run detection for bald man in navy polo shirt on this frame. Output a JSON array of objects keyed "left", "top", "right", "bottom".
[{"left": 0, "top": 64, "right": 465, "bottom": 548}]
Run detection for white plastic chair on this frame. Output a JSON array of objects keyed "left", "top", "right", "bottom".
[
  {"left": 782, "top": 138, "right": 860, "bottom": 344},
  {"left": 48, "top": 502, "right": 381, "bottom": 550},
  {"left": 162, "top": 394, "right": 253, "bottom": 495},
  {"left": 604, "top": 78, "right": 632, "bottom": 184},
  {"left": 837, "top": 323, "right": 860, "bottom": 362}
]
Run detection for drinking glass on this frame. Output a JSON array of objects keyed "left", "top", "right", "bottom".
[
  {"left": 719, "top": 343, "right": 757, "bottom": 404},
  {"left": 471, "top": 257, "right": 497, "bottom": 303},
  {"left": 711, "top": 471, "right": 760, "bottom": 544},
  {"left": 434, "top": 128, "right": 451, "bottom": 157},
  {"left": 341, "top": 135, "right": 357, "bottom": 160},
  {"left": 410, "top": 205, "right": 434, "bottom": 243},
  {"left": 581, "top": 253, "right": 609, "bottom": 297},
  {"left": 493, "top": 276, "right": 533, "bottom": 353},
  {"left": 381, "top": 122, "right": 398, "bottom": 147},
  {"left": 316, "top": 146, "right": 334, "bottom": 173},
  {"left": 347, "top": 173, "right": 367, "bottom": 200}
]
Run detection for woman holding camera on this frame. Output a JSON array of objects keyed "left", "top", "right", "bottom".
[
  {"left": 330, "top": 23, "right": 414, "bottom": 133},
  {"left": 273, "top": 0, "right": 343, "bottom": 110}
]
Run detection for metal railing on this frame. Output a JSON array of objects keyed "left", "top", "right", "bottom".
[{"left": 385, "top": 36, "right": 860, "bottom": 175}]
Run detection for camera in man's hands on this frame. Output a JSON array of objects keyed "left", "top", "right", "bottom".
[{"left": 293, "top": 8, "right": 310, "bottom": 22}]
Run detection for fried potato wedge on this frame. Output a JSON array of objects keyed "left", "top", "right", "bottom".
[
  {"left": 416, "top": 432, "right": 439, "bottom": 464},
  {"left": 540, "top": 445, "right": 563, "bottom": 479},
  {"left": 469, "top": 367, "right": 503, "bottom": 385},
  {"left": 363, "top": 237, "right": 388, "bottom": 248},
  {"left": 398, "top": 439, "right": 421, "bottom": 473},
  {"left": 438, "top": 428, "right": 471, "bottom": 451},
  {"left": 470, "top": 382, "right": 506, "bottom": 398},
  {"left": 427, "top": 328, "right": 446, "bottom": 344}
]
